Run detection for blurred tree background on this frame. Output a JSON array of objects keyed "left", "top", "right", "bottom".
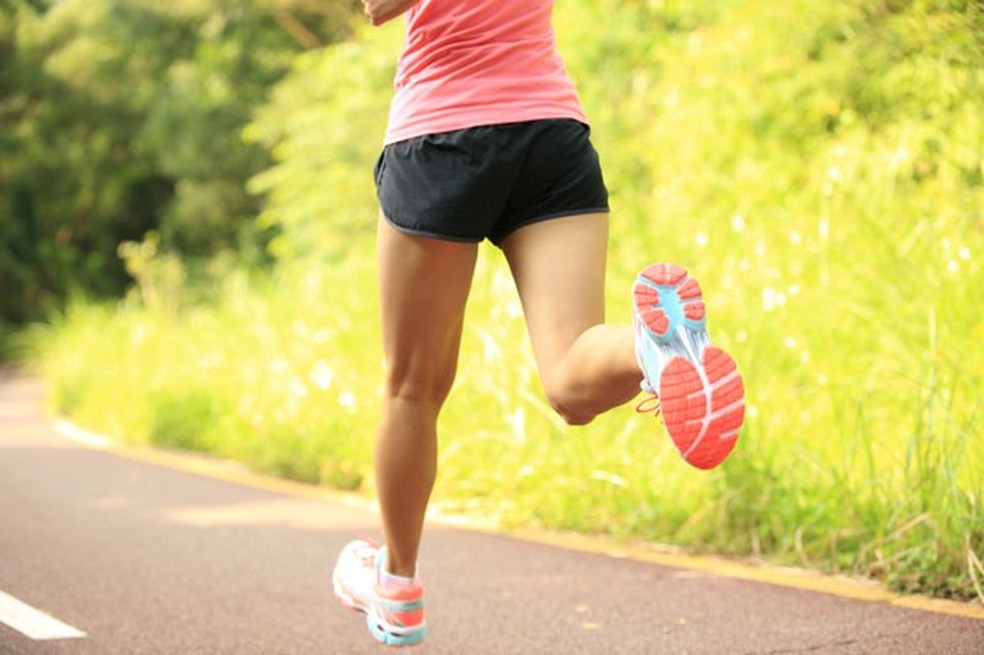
[
  {"left": 2, "top": 0, "right": 982, "bottom": 601},
  {"left": 0, "top": 0, "right": 360, "bottom": 327}
]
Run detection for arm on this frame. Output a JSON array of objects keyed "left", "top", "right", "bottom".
[{"left": 362, "top": 0, "right": 421, "bottom": 26}]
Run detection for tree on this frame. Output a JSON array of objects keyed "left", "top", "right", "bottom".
[{"left": 0, "top": 0, "right": 361, "bottom": 324}]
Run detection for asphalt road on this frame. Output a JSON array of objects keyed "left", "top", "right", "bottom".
[{"left": 1, "top": 374, "right": 982, "bottom": 654}]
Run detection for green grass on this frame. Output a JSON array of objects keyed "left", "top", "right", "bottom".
[{"left": 28, "top": 0, "right": 984, "bottom": 601}]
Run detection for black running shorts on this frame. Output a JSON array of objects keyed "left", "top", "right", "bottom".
[{"left": 373, "top": 119, "right": 609, "bottom": 246}]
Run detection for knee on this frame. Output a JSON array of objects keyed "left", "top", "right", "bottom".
[
  {"left": 543, "top": 376, "right": 597, "bottom": 426},
  {"left": 557, "top": 407, "right": 596, "bottom": 426},
  {"left": 383, "top": 364, "right": 456, "bottom": 407}
]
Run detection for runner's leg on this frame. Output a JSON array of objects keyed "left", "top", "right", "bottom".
[
  {"left": 374, "top": 214, "right": 478, "bottom": 576},
  {"left": 500, "top": 213, "right": 642, "bottom": 425}
]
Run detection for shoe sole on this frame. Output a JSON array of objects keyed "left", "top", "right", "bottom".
[{"left": 633, "top": 263, "right": 745, "bottom": 469}]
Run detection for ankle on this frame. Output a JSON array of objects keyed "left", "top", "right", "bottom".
[
  {"left": 380, "top": 568, "right": 416, "bottom": 591},
  {"left": 383, "top": 550, "right": 418, "bottom": 581},
  {"left": 384, "top": 563, "right": 417, "bottom": 580}
]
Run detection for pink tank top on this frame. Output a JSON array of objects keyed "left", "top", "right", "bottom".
[{"left": 384, "top": 0, "right": 588, "bottom": 144}]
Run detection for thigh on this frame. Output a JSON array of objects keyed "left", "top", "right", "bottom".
[
  {"left": 499, "top": 212, "right": 609, "bottom": 376},
  {"left": 377, "top": 213, "right": 479, "bottom": 401}
]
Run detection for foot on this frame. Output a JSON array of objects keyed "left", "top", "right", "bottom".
[
  {"left": 332, "top": 540, "right": 427, "bottom": 647},
  {"left": 632, "top": 263, "right": 745, "bottom": 469}
]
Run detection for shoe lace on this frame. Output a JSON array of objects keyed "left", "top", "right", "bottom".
[{"left": 635, "top": 394, "right": 661, "bottom": 418}]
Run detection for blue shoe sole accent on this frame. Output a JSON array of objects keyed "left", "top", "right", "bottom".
[
  {"left": 633, "top": 275, "right": 707, "bottom": 346},
  {"left": 368, "top": 614, "right": 427, "bottom": 647},
  {"left": 634, "top": 291, "right": 710, "bottom": 393}
]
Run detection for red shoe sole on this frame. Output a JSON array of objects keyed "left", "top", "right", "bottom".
[{"left": 659, "top": 346, "right": 745, "bottom": 469}]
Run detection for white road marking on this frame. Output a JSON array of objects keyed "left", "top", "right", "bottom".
[{"left": 0, "top": 589, "right": 86, "bottom": 640}]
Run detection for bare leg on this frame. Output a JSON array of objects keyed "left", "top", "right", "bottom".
[
  {"left": 374, "top": 215, "right": 478, "bottom": 577},
  {"left": 500, "top": 213, "right": 642, "bottom": 425}
]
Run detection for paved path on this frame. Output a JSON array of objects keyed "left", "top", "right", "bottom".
[{"left": 1, "top": 374, "right": 982, "bottom": 654}]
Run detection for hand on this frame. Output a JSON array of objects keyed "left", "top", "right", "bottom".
[{"left": 362, "top": 0, "right": 420, "bottom": 26}]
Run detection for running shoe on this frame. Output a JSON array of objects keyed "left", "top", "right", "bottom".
[
  {"left": 332, "top": 540, "right": 426, "bottom": 647},
  {"left": 632, "top": 263, "right": 745, "bottom": 469}
]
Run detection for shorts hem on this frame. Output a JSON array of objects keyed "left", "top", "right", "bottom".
[{"left": 381, "top": 212, "right": 483, "bottom": 244}]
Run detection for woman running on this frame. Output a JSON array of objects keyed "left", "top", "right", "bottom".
[{"left": 332, "top": 0, "right": 746, "bottom": 646}]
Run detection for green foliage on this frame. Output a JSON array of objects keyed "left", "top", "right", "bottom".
[
  {"left": 2, "top": 1, "right": 160, "bottom": 321},
  {"left": 0, "top": 0, "right": 361, "bottom": 326},
  {"left": 32, "top": 257, "right": 379, "bottom": 486},
  {"left": 117, "top": 232, "right": 188, "bottom": 315},
  {"left": 244, "top": 25, "right": 401, "bottom": 261},
  {"left": 149, "top": 388, "right": 225, "bottom": 451},
  {"left": 28, "top": 0, "right": 984, "bottom": 602}
]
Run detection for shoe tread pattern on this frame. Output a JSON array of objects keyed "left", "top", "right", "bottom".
[{"left": 633, "top": 264, "right": 745, "bottom": 469}]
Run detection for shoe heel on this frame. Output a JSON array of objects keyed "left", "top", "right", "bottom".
[{"left": 633, "top": 263, "right": 707, "bottom": 346}]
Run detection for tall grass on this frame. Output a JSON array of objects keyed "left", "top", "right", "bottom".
[{"left": 30, "top": 0, "right": 983, "bottom": 601}]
